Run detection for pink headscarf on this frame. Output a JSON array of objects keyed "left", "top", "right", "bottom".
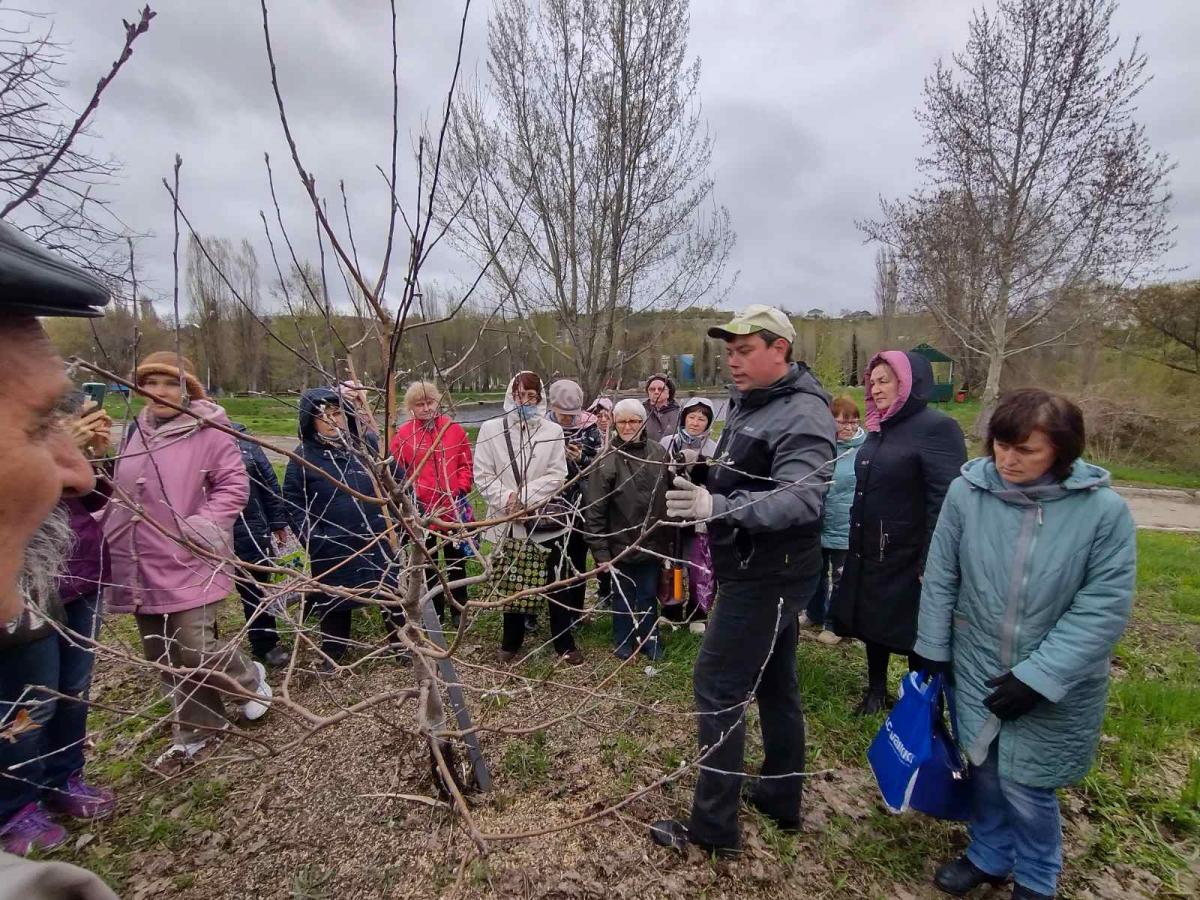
[{"left": 864, "top": 350, "right": 913, "bottom": 433}]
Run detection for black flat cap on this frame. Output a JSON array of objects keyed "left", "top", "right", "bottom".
[{"left": 0, "top": 221, "right": 110, "bottom": 318}]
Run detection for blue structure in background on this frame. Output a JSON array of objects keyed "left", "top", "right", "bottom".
[{"left": 678, "top": 353, "right": 695, "bottom": 384}]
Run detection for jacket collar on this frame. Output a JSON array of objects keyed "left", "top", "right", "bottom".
[{"left": 960, "top": 457, "right": 1110, "bottom": 506}]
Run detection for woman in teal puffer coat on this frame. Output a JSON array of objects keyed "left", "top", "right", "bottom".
[
  {"left": 913, "top": 389, "right": 1136, "bottom": 900},
  {"left": 801, "top": 395, "right": 866, "bottom": 643}
]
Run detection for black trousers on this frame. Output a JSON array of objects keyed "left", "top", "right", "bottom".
[
  {"left": 546, "top": 529, "right": 589, "bottom": 631},
  {"left": 423, "top": 532, "right": 470, "bottom": 622},
  {"left": 866, "top": 641, "right": 921, "bottom": 693},
  {"left": 235, "top": 536, "right": 280, "bottom": 658},
  {"left": 688, "top": 564, "right": 817, "bottom": 848}
]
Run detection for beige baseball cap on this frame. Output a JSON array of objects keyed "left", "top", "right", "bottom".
[{"left": 707, "top": 304, "right": 796, "bottom": 343}]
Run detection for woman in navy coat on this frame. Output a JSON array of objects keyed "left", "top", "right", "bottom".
[
  {"left": 830, "top": 350, "right": 965, "bottom": 713},
  {"left": 283, "top": 387, "right": 401, "bottom": 669}
]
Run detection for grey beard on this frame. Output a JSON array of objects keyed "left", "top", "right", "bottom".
[{"left": 19, "top": 505, "right": 74, "bottom": 612}]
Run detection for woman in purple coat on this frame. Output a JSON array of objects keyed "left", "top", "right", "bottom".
[{"left": 105, "top": 353, "right": 272, "bottom": 774}]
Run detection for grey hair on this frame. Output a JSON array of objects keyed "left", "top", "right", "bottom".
[
  {"left": 19, "top": 506, "right": 74, "bottom": 612},
  {"left": 612, "top": 398, "right": 647, "bottom": 421}
]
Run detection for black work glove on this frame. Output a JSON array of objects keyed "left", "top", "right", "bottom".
[
  {"left": 909, "top": 653, "right": 951, "bottom": 676},
  {"left": 984, "top": 671, "right": 1044, "bottom": 721}
]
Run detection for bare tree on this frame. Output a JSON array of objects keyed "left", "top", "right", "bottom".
[
  {"left": 0, "top": 6, "right": 153, "bottom": 285},
  {"left": 873, "top": 247, "right": 898, "bottom": 344},
  {"left": 861, "top": 0, "right": 1173, "bottom": 428},
  {"left": 184, "top": 234, "right": 233, "bottom": 392},
  {"left": 433, "top": 0, "right": 735, "bottom": 398}
]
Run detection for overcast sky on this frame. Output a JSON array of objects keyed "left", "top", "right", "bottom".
[{"left": 20, "top": 0, "right": 1200, "bottom": 315}]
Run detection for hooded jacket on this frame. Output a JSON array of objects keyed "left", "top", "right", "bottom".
[
  {"left": 231, "top": 422, "right": 288, "bottom": 562},
  {"left": 642, "top": 373, "right": 681, "bottom": 444},
  {"left": 390, "top": 414, "right": 473, "bottom": 527},
  {"left": 914, "top": 458, "right": 1136, "bottom": 788},
  {"left": 830, "top": 351, "right": 966, "bottom": 650},
  {"left": 706, "top": 363, "right": 836, "bottom": 580},
  {"left": 583, "top": 430, "right": 670, "bottom": 566},
  {"left": 281, "top": 388, "right": 399, "bottom": 604},
  {"left": 104, "top": 400, "right": 249, "bottom": 615},
  {"left": 660, "top": 397, "right": 719, "bottom": 459},
  {"left": 473, "top": 375, "right": 568, "bottom": 543},
  {"left": 820, "top": 425, "right": 866, "bottom": 551}
]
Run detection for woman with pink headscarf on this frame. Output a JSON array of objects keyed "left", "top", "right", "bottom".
[{"left": 829, "top": 350, "right": 965, "bottom": 715}]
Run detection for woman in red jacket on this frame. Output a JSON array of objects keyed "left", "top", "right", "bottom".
[{"left": 390, "top": 382, "right": 474, "bottom": 627}]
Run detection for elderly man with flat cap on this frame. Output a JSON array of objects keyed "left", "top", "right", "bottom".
[
  {"left": 649, "top": 304, "right": 836, "bottom": 858},
  {"left": 0, "top": 221, "right": 120, "bottom": 898}
]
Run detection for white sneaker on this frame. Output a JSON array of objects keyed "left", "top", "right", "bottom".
[
  {"left": 152, "top": 735, "right": 222, "bottom": 775},
  {"left": 817, "top": 629, "right": 842, "bottom": 645},
  {"left": 242, "top": 661, "right": 272, "bottom": 721},
  {"left": 797, "top": 612, "right": 813, "bottom": 628}
]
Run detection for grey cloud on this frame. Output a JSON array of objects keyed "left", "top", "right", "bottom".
[{"left": 18, "top": 0, "right": 1200, "bottom": 318}]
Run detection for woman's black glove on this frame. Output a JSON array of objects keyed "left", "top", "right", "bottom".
[
  {"left": 984, "top": 671, "right": 1044, "bottom": 721},
  {"left": 909, "top": 653, "right": 951, "bottom": 676}
]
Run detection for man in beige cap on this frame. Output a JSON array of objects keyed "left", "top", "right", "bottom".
[{"left": 650, "top": 304, "right": 835, "bottom": 858}]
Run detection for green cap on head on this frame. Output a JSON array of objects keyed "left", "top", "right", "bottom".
[{"left": 707, "top": 304, "right": 796, "bottom": 343}]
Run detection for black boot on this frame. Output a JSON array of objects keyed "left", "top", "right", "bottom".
[
  {"left": 648, "top": 819, "right": 739, "bottom": 859},
  {"left": 934, "top": 856, "right": 1010, "bottom": 896},
  {"left": 1012, "top": 884, "right": 1054, "bottom": 899},
  {"left": 744, "top": 790, "right": 801, "bottom": 833},
  {"left": 853, "top": 687, "right": 889, "bottom": 716}
]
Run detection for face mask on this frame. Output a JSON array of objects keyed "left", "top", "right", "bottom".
[{"left": 517, "top": 403, "right": 539, "bottom": 420}]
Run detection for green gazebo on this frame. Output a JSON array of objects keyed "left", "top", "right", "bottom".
[{"left": 910, "top": 343, "right": 956, "bottom": 403}]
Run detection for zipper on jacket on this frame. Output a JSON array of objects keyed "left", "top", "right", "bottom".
[
  {"left": 878, "top": 522, "right": 888, "bottom": 562},
  {"left": 1011, "top": 502, "right": 1044, "bottom": 664}
]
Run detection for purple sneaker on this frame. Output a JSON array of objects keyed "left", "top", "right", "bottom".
[
  {"left": 0, "top": 802, "right": 68, "bottom": 855},
  {"left": 44, "top": 773, "right": 116, "bottom": 820}
]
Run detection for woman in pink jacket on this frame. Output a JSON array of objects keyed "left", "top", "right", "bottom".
[{"left": 104, "top": 353, "right": 271, "bottom": 774}]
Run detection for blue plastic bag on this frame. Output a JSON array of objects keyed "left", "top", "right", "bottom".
[
  {"left": 868, "top": 672, "right": 972, "bottom": 820},
  {"left": 868, "top": 671, "right": 940, "bottom": 813}
]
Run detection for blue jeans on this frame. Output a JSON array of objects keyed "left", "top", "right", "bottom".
[
  {"left": 612, "top": 561, "right": 661, "bottom": 658},
  {"left": 803, "top": 548, "right": 846, "bottom": 627},
  {"left": 0, "top": 591, "right": 100, "bottom": 819},
  {"left": 967, "top": 743, "right": 1063, "bottom": 896}
]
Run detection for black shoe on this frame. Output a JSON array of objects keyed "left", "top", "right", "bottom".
[
  {"left": 1012, "top": 885, "right": 1054, "bottom": 900},
  {"left": 853, "top": 688, "right": 889, "bottom": 716},
  {"left": 744, "top": 791, "right": 801, "bottom": 833},
  {"left": 261, "top": 645, "right": 290, "bottom": 668},
  {"left": 933, "top": 856, "right": 1010, "bottom": 896},
  {"left": 648, "top": 819, "right": 739, "bottom": 859}
]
